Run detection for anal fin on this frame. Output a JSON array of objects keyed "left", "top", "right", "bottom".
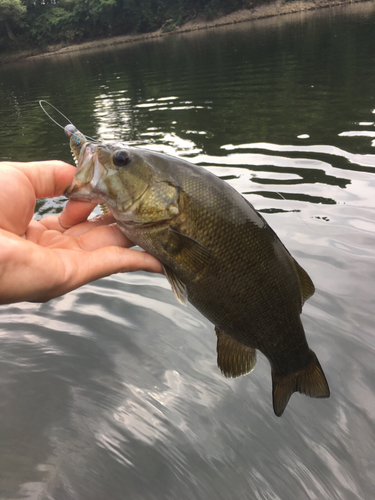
[{"left": 215, "top": 327, "right": 257, "bottom": 378}]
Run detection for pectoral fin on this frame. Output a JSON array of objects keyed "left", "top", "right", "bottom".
[
  {"left": 215, "top": 327, "right": 257, "bottom": 378},
  {"left": 164, "top": 227, "right": 215, "bottom": 273},
  {"left": 162, "top": 264, "right": 188, "bottom": 305}
]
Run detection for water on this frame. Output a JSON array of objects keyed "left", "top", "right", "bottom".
[{"left": 1, "top": 3, "right": 375, "bottom": 499}]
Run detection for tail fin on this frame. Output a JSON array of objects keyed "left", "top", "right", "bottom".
[{"left": 271, "top": 350, "right": 330, "bottom": 417}]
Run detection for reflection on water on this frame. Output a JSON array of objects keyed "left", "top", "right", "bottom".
[{"left": 1, "top": 3, "right": 375, "bottom": 499}]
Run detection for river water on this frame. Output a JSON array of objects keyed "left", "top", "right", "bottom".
[{"left": 1, "top": 3, "right": 375, "bottom": 499}]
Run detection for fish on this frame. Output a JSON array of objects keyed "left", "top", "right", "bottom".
[{"left": 64, "top": 137, "right": 330, "bottom": 416}]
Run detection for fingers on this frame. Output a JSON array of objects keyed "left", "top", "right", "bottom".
[
  {"left": 42, "top": 209, "right": 116, "bottom": 234},
  {"left": 38, "top": 223, "right": 134, "bottom": 250},
  {"left": 0, "top": 165, "right": 36, "bottom": 235},
  {"left": 64, "top": 213, "right": 117, "bottom": 236},
  {"left": 40, "top": 246, "right": 163, "bottom": 301},
  {"left": 25, "top": 219, "right": 47, "bottom": 243},
  {"left": 59, "top": 200, "right": 98, "bottom": 229},
  {"left": 76, "top": 246, "right": 164, "bottom": 277},
  {"left": 0, "top": 233, "right": 163, "bottom": 304},
  {"left": 33, "top": 215, "right": 136, "bottom": 250},
  {"left": 75, "top": 224, "right": 135, "bottom": 250},
  {"left": 0, "top": 161, "right": 77, "bottom": 236}
]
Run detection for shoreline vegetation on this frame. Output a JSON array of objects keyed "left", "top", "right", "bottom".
[{"left": 0, "top": 0, "right": 371, "bottom": 65}]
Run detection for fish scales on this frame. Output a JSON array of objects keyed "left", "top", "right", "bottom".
[
  {"left": 65, "top": 141, "right": 330, "bottom": 416},
  {"left": 145, "top": 172, "right": 303, "bottom": 348}
]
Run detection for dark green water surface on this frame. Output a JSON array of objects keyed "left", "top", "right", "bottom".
[{"left": 1, "top": 3, "right": 375, "bottom": 499}]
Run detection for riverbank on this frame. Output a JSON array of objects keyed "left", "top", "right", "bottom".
[{"left": 0, "top": 0, "right": 372, "bottom": 65}]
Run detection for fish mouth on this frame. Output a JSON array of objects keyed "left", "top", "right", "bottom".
[{"left": 64, "top": 143, "right": 106, "bottom": 203}]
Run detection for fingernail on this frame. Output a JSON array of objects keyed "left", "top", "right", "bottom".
[{"left": 59, "top": 215, "right": 70, "bottom": 230}]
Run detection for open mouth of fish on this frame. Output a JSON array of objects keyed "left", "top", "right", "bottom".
[{"left": 64, "top": 142, "right": 107, "bottom": 202}]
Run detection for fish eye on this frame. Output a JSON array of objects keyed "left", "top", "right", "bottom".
[{"left": 112, "top": 150, "right": 131, "bottom": 167}]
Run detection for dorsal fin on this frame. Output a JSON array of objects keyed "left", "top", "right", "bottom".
[{"left": 215, "top": 327, "right": 257, "bottom": 378}]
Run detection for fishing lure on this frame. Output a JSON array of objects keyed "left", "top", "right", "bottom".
[
  {"left": 39, "top": 100, "right": 108, "bottom": 212},
  {"left": 39, "top": 100, "right": 94, "bottom": 164},
  {"left": 64, "top": 123, "right": 88, "bottom": 166}
]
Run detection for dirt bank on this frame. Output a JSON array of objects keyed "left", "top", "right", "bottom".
[{"left": 1, "top": 0, "right": 372, "bottom": 64}]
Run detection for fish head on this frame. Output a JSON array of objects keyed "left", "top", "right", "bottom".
[{"left": 65, "top": 142, "right": 180, "bottom": 223}]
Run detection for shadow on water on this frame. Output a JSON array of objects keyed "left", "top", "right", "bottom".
[{"left": 1, "top": 2, "right": 375, "bottom": 499}]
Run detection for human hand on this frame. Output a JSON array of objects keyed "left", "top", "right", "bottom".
[{"left": 0, "top": 161, "right": 162, "bottom": 304}]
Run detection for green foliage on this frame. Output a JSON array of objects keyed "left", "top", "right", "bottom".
[
  {"left": 0, "top": 0, "right": 254, "bottom": 53},
  {"left": 0, "top": 0, "right": 26, "bottom": 22},
  {"left": 204, "top": 0, "right": 246, "bottom": 19},
  {"left": 26, "top": 6, "right": 74, "bottom": 45},
  {"left": 0, "top": 0, "right": 26, "bottom": 45}
]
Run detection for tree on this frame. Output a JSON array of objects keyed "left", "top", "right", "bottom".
[{"left": 0, "top": 0, "right": 26, "bottom": 41}]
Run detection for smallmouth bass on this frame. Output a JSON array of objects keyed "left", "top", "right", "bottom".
[{"left": 65, "top": 134, "right": 330, "bottom": 416}]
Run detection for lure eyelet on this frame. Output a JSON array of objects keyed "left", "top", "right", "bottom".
[{"left": 64, "top": 124, "right": 78, "bottom": 136}]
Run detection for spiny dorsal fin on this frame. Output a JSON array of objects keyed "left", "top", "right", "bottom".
[
  {"left": 215, "top": 327, "right": 257, "bottom": 378},
  {"left": 271, "top": 350, "right": 330, "bottom": 417},
  {"left": 162, "top": 264, "right": 188, "bottom": 305},
  {"left": 293, "top": 260, "right": 315, "bottom": 306}
]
